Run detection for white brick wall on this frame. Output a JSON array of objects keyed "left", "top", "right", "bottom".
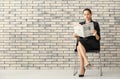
[{"left": 0, "top": 0, "right": 120, "bottom": 70}]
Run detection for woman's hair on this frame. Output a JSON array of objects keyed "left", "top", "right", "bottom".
[{"left": 83, "top": 8, "right": 92, "bottom": 14}]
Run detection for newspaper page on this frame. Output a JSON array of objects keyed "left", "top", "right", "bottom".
[
  {"left": 73, "top": 22, "right": 94, "bottom": 37},
  {"left": 73, "top": 23, "right": 84, "bottom": 37}
]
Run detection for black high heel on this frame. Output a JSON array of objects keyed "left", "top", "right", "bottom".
[
  {"left": 79, "top": 74, "right": 84, "bottom": 77},
  {"left": 79, "top": 68, "right": 85, "bottom": 77}
]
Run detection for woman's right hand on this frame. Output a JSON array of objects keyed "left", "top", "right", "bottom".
[{"left": 73, "top": 33, "right": 80, "bottom": 39}]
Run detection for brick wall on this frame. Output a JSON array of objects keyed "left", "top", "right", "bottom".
[{"left": 0, "top": 0, "right": 120, "bottom": 70}]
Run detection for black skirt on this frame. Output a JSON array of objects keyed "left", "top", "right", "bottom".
[{"left": 76, "top": 36, "right": 100, "bottom": 52}]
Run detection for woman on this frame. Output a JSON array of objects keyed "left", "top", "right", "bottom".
[{"left": 73, "top": 8, "right": 100, "bottom": 77}]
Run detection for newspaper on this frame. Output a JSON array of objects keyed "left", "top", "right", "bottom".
[{"left": 73, "top": 22, "right": 94, "bottom": 37}]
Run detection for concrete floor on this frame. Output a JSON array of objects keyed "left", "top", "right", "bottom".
[{"left": 0, "top": 70, "right": 119, "bottom": 79}]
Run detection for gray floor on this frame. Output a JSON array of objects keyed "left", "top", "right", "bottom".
[{"left": 0, "top": 70, "right": 119, "bottom": 79}]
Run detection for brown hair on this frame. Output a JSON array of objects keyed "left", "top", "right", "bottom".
[{"left": 83, "top": 8, "right": 92, "bottom": 14}]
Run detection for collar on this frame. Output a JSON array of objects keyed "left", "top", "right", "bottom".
[{"left": 84, "top": 20, "right": 93, "bottom": 24}]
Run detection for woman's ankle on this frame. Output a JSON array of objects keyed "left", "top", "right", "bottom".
[{"left": 80, "top": 67, "right": 85, "bottom": 74}]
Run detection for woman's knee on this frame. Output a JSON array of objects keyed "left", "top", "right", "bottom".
[
  {"left": 78, "top": 41, "right": 83, "bottom": 46},
  {"left": 77, "top": 45, "right": 82, "bottom": 51},
  {"left": 78, "top": 42, "right": 86, "bottom": 52},
  {"left": 77, "top": 46, "right": 79, "bottom": 50}
]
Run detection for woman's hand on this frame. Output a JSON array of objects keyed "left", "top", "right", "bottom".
[
  {"left": 92, "top": 30, "right": 100, "bottom": 40},
  {"left": 92, "top": 30, "right": 97, "bottom": 36},
  {"left": 73, "top": 33, "right": 80, "bottom": 39}
]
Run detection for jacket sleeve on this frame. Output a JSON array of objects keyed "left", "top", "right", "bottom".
[{"left": 94, "top": 22, "right": 101, "bottom": 40}]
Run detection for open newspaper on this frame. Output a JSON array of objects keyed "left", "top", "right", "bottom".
[{"left": 73, "top": 22, "right": 94, "bottom": 37}]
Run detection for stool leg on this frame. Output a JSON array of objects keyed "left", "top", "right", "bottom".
[
  {"left": 73, "top": 52, "right": 78, "bottom": 76},
  {"left": 99, "top": 52, "right": 102, "bottom": 76}
]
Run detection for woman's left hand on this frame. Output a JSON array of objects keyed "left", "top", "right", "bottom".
[{"left": 92, "top": 30, "right": 97, "bottom": 36}]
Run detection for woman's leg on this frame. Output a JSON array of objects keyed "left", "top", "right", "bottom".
[
  {"left": 78, "top": 42, "right": 90, "bottom": 66},
  {"left": 77, "top": 46, "right": 84, "bottom": 74}
]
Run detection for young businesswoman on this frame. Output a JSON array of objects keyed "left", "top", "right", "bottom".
[{"left": 73, "top": 8, "right": 100, "bottom": 77}]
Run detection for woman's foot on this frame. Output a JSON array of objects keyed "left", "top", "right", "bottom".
[
  {"left": 79, "top": 68, "right": 85, "bottom": 77},
  {"left": 86, "top": 63, "right": 91, "bottom": 69}
]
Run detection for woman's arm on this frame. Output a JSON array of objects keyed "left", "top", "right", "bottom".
[
  {"left": 93, "top": 22, "right": 100, "bottom": 41},
  {"left": 73, "top": 33, "right": 81, "bottom": 40},
  {"left": 93, "top": 30, "right": 100, "bottom": 40}
]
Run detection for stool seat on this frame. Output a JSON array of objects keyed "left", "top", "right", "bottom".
[{"left": 74, "top": 49, "right": 100, "bottom": 53}]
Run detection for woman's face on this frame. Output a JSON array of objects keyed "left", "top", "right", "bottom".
[{"left": 83, "top": 10, "right": 92, "bottom": 21}]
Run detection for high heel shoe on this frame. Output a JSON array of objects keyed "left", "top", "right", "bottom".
[
  {"left": 86, "top": 63, "right": 91, "bottom": 69},
  {"left": 79, "top": 74, "right": 84, "bottom": 77},
  {"left": 79, "top": 68, "right": 85, "bottom": 77}
]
